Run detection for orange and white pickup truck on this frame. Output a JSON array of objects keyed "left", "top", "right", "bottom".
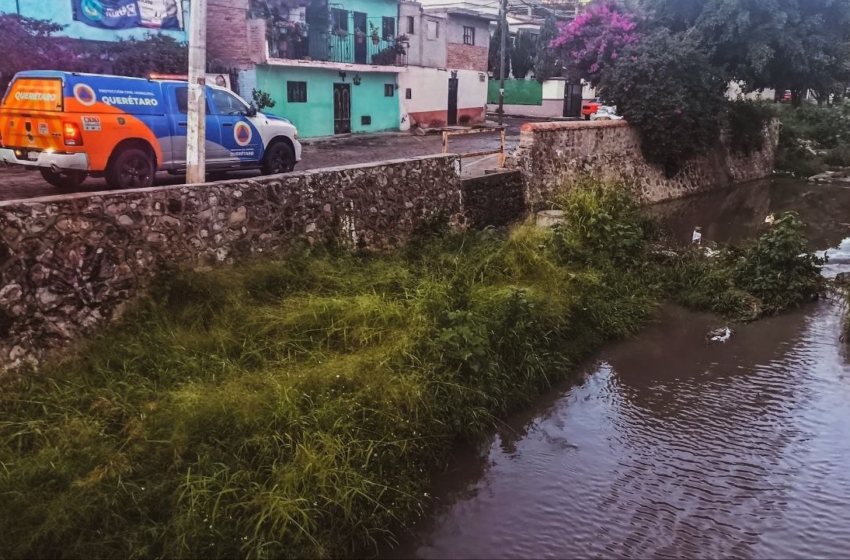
[{"left": 0, "top": 71, "right": 301, "bottom": 190}]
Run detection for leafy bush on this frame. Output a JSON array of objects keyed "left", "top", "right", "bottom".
[
  {"left": 727, "top": 100, "right": 774, "bottom": 155},
  {"left": 251, "top": 88, "right": 276, "bottom": 110},
  {"left": 664, "top": 212, "right": 825, "bottom": 320},
  {"left": 109, "top": 34, "right": 189, "bottom": 78},
  {"left": 549, "top": 178, "right": 645, "bottom": 267},
  {"left": 0, "top": 15, "right": 80, "bottom": 92},
  {"left": 777, "top": 103, "right": 850, "bottom": 149},
  {"left": 732, "top": 213, "right": 825, "bottom": 311},
  {"left": 823, "top": 144, "right": 850, "bottom": 167},
  {"left": 598, "top": 30, "right": 727, "bottom": 176}
]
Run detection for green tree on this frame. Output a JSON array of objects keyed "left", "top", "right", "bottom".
[
  {"left": 534, "top": 15, "right": 564, "bottom": 82},
  {"left": 597, "top": 30, "right": 727, "bottom": 176},
  {"left": 488, "top": 23, "right": 512, "bottom": 80},
  {"left": 511, "top": 32, "right": 536, "bottom": 79},
  {"left": 0, "top": 15, "right": 79, "bottom": 92},
  {"left": 108, "top": 34, "right": 189, "bottom": 78},
  {"left": 694, "top": 0, "right": 850, "bottom": 106}
]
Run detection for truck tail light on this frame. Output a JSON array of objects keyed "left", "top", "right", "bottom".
[{"left": 63, "top": 122, "right": 83, "bottom": 146}]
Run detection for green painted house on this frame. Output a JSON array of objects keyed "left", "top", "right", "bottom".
[{"left": 219, "top": 0, "right": 407, "bottom": 139}]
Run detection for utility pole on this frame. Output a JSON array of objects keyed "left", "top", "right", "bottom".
[
  {"left": 186, "top": 0, "right": 208, "bottom": 184},
  {"left": 498, "top": 0, "right": 508, "bottom": 126}
]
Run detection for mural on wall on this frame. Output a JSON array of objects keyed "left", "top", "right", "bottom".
[{"left": 72, "top": 0, "right": 184, "bottom": 30}]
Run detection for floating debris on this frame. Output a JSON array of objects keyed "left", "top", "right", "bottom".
[{"left": 706, "top": 327, "right": 733, "bottom": 343}]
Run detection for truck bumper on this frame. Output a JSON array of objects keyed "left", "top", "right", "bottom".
[
  {"left": 0, "top": 148, "right": 89, "bottom": 172},
  {"left": 293, "top": 139, "right": 303, "bottom": 162}
]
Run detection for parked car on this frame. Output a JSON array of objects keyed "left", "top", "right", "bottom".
[
  {"left": 581, "top": 99, "right": 601, "bottom": 120},
  {"left": 0, "top": 71, "right": 301, "bottom": 189},
  {"left": 590, "top": 106, "right": 623, "bottom": 121}
]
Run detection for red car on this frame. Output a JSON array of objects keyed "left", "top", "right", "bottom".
[{"left": 581, "top": 100, "right": 600, "bottom": 120}]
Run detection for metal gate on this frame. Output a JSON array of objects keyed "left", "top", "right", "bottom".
[
  {"left": 563, "top": 83, "right": 583, "bottom": 118},
  {"left": 334, "top": 83, "right": 351, "bottom": 134},
  {"left": 447, "top": 77, "right": 459, "bottom": 126}
]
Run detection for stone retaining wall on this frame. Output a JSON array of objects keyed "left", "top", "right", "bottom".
[
  {"left": 0, "top": 155, "right": 462, "bottom": 370},
  {"left": 512, "top": 120, "right": 779, "bottom": 205},
  {"left": 460, "top": 170, "right": 526, "bottom": 229}
]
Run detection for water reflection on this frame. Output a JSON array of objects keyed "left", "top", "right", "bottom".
[{"left": 388, "top": 180, "right": 850, "bottom": 560}]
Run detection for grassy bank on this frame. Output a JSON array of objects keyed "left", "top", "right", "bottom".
[{"left": 0, "top": 181, "right": 824, "bottom": 559}]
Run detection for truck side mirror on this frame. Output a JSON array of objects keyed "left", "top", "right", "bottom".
[{"left": 246, "top": 102, "right": 258, "bottom": 117}]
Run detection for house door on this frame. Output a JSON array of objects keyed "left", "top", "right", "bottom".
[
  {"left": 353, "top": 12, "right": 367, "bottom": 64},
  {"left": 334, "top": 83, "right": 351, "bottom": 134},
  {"left": 563, "top": 83, "right": 583, "bottom": 118},
  {"left": 447, "top": 77, "right": 459, "bottom": 126}
]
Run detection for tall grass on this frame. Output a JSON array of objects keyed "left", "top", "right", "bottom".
[
  {"left": 0, "top": 181, "right": 659, "bottom": 559},
  {"left": 0, "top": 180, "right": 825, "bottom": 559}
]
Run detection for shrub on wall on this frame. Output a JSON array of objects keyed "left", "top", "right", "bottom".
[
  {"left": 726, "top": 100, "right": 775, "bottom": 155},
  {"left": 597, "top": 30, "right": 727, "bottom": 176}
]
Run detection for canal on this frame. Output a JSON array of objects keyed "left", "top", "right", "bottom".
[{"left": 387, "top": 179, "right": 850, "bottom": 559}]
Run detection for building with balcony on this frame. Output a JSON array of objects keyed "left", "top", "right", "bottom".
[
  {"left": 398, "top": 3, "right": 492, "bottom": 128},
  {"left": 208, "top": 0, "right": 407, "bottom": 138}
]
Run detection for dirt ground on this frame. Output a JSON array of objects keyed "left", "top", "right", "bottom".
[{"left": 0, "top": 117, "right": 533, "bottom": 202}]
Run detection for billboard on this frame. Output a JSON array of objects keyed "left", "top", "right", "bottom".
[{"left": 72, "top": 0, "right": 185, "bottom": 31}]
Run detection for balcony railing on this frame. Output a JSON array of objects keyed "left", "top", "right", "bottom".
[{"left": 269, "top": 31, "right": 407, "bottom": 67}]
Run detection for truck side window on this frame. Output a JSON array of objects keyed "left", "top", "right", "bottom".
[
  {"left": 210, "top": 89, "right": 249, "bottom": 116},
  {"left": 175, "top": 87, "right": 210, "bottom": 115}
]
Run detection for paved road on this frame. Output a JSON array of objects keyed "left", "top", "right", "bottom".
[{"left": 0, "top": 117, "right": 533, "bottom": 202}]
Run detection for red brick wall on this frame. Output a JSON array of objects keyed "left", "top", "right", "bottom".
[
  {"left": 206, "top": 0, "right": 252, "bottom": 68},
  {"left": 447, "top": 44, "right": 489, "bottom": 72}
]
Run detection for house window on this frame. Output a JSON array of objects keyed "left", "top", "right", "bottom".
[
  {"left": 405, "top": 88, "right": 412, "bottom": 99},
  {"left": 463, "top": 26, "right": 475, "bottom": 45},
  {"left": 385, "top": 84, "right": 395, "bottom": 97},
  {"left": 382, "top": 16, "right": 395, "bottom": 40},
  {"left": 407, "top": 16, "right": 415, "bottom": 34},
  {"left": 287, "top": 81, "right": 307, "bottom": 103},
  {"left": 426, "top": 20, "right": 439, "bottom": 40},
  {"left": 331, "top": 8, "right": 348, "bottom": 32}
]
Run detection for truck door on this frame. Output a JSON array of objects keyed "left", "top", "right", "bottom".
[
  {"left": 164, "top": 83, "right": 224, "bottom": 168},
  {"left": 208, "top": 87, "right": 264, "bottom": 168}
]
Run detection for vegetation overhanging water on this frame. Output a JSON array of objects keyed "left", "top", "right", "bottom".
[{"left": 0, "top": 179, "right": 836, "bottom": 559}]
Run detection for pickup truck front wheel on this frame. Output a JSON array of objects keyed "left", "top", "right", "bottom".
[
  {"left": 106, "top": 147, "right": 154, "bottom": 190},
  {"left": 261, "top": 141, "right": 296, "bottom": 175},
  {"left": 39, "top": 168, "right": 86, "bottom": 190}
]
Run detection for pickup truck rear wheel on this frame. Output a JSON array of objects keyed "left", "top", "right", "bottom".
[
  {"left": 39, "top": 168, "right": 86, "bottom": 190},
  {"left": 106, "top": 147, "right": 154, "bottom": 190},
  {"left": 261, "top": 141, "right": 296, "bottom": 175}
]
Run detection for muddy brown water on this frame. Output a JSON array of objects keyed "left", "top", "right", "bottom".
[{"left": 386, "top": 179, "right": 850, "bottom": 559}]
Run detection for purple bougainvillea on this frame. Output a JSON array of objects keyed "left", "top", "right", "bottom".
[{"left": 551, "top": 1, "right": 641, "bottom": 86}]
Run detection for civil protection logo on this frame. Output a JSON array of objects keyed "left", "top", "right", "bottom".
[
  {"left": 73, "top": 84, "right": 97, "bottom": 106},
  {"left": 234, "top": 122, "right": 252, "bottom": 146}
]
